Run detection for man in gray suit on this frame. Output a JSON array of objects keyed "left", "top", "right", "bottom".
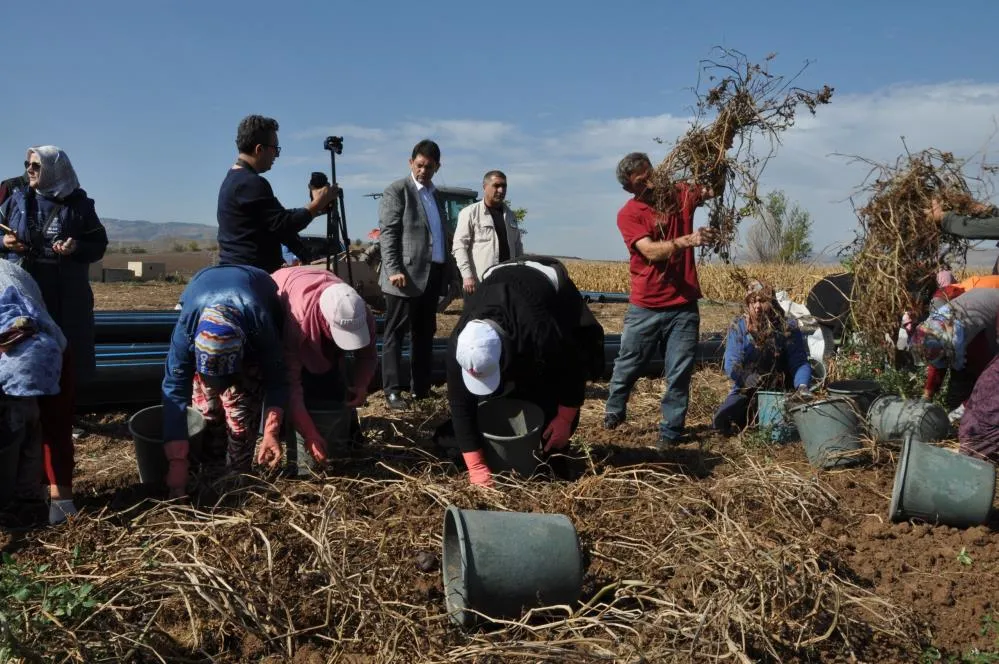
[{"left": 378, "top": 139, "right": 451, "bottom": 410}]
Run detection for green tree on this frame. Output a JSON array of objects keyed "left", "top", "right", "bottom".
[
  {"left": 506, "top": 202, "right": 528, "bottom": 224},
  {"left": 745, "top": 190, "right": 812, "bottom": 263}
]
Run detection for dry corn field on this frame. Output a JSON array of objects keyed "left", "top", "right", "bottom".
[{"left": 566, "top": 260, "right": 845, "bottom": 301}]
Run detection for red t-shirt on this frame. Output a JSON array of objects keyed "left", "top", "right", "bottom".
[{"left": 617, "top": 184, "right": 704, "bottom": 309}]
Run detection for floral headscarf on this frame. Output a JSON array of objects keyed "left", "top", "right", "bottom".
[
  {"left": 910, "top": 304, "right": 967, "bottom": 370},
  {"left": 27, "top": 146, "right": 80, "bottom": 200}
]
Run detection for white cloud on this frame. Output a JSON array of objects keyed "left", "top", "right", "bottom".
[{"left": 278, "top": 82, "right": 999, "bottom": 263}]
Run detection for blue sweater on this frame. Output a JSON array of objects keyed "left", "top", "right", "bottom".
[
  {"left": 161, "top": 265, "right": 288, "bottom": 442},
  {"left": 723, "top": 316, "right": 811, "bottom": 393},
  {"left": 216, "top": 167, "right": 313, "bottom": 273}
]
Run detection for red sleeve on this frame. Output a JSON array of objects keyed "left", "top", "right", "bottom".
[
  {"left": 925, "top": 364, "right": 945, "bottom": 396},
  {"left": 616, "top": 202, "right": 651, "bottom": 254}
]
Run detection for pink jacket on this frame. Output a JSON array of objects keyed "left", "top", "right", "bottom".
[{"left": 272, "top": 267, "right": 376, "bottom": 442}]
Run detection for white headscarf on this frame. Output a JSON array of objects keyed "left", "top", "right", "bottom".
[{"left": 27, "top": 146, "right": 80, "bottom": 200}]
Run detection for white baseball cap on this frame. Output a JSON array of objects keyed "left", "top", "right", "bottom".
[
  {"left": 455, "top": 320, "right": 502, "bottom": 396},
  {"left": 319, "top": 282, "right": 371, "bottom": 351}
]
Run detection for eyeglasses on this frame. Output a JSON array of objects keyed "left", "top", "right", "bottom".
[
  {"left": 23, "top": 161, "right": 41, "bottom": 172},
  {"left": 263, "top": 144, "right": 281, "bottom": 156}
]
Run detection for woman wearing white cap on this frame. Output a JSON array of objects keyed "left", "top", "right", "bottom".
[
  {"left": 444, "top": 256, "right": 604, "bottom": 486},
  {"left": 272, "top": 267, "right": 377, "bottom": 463}
]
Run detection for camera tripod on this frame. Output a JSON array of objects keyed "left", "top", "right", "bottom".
[{"left": 323, "top": 136, "right": 353, "bottom": 284}]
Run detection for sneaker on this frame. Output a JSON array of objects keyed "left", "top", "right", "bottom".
[
  {"left": 603, "top": 412, "right": 624, "bottom": 430},
  {"left": 656, "top": 432, "right": 689, "bottom": 450}
]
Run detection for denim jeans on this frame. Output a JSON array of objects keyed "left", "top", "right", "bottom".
[{"left": 605, "top": 302, "right": 699, "bottom": 440}]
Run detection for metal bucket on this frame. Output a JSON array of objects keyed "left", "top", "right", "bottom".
[
  {"left": 128, "top": 406, "right": 205, "bottom": 485},
  {"left": 442, "top": 505, "right": 583, "bottom": 627},
  {"left": 789, "top": 396, "right": 864, "bottom": 469},
  {"left": 890, "top": 435, "right": 996, "bottom": 527},
  {"left": 868, "top": 395, "right": 950, "bottom": 443},
  {"left": 477, "top": 398, "right": 545, "bottom": 477}
]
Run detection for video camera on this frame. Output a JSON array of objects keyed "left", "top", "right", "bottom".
[{"left": 324, "top": 136, "right": 343, "bottom": 155}]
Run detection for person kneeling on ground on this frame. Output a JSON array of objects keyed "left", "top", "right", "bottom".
[
  {"left": 958, "top": 355, "right": 999, "bottom": 464},
  {"left": 271, "top": 267, "right": 376, "bottom": 460},
  {"left": 910, "top": 288, "right": 999, "bottom": 416},
  {"left": 161, "top": 265, "right": 289, "bottom": 498},
  {"left": 713, "top": 279, "right": 811, "bottom": 435},
  {"left": 443, "top": 256, "right": 604, "bottom": 486},
  {"left": 0, "top": 261, "right": 67, "bottom": 525}
]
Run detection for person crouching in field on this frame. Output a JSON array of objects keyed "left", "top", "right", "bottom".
[
  {"left": 161, "top": 265, "right": 289, "bottom": 498},
  {"left": 713, "top": 280, "right": 812, "bottom": 436},
  {"left": 442, "top": 256, "right": 604, "bottom": 486},
  {"left": 0, "top": 260, "right": 68, "bottom": 525},
  {"left": 957, "top": 355, "right": 999, "bottom": 464},
  {"left": 271, "top": 267, "right": 376, "bottom": 462},
  {"left": 910, "top": 288, "right": 999, "bottom": 415}
]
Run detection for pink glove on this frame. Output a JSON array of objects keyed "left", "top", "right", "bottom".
[
  {"left": 542, "top": 406, "right": 579, "bottom": 453},
  {"left": 289, "top": 403, "right": 328, "bottom": 464},
  {"left": 461, "top": 450, "right": 493, "bottom": 487},
  {"left": 304, "top": 437, "right": 327, "bottom": 465},
  {"left": 256, "top": 407, "right": 284, "bottom": 469},
  {"left": 164, "top": 439, "right": 190, "bottom": 498}
]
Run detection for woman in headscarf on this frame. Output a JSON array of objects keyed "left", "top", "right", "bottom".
[
  {"left": 162, "top": 265, "right": 290, "bottom": 498},
  {"left": 271, "top": 267, "right": 376, "bottom": 462},
  {"left": 0, "top": 146, "right": 107, "bottom": 522},
  {"left": 910, "top": 288, "right": 999, "bottom": 411},
  {"left": 713, "top": 279, "right": 812, "bottom": 435}
]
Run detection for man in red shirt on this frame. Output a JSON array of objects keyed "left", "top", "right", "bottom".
[{"left": 604, "top": 152, "right": 718, "bottom": 447}]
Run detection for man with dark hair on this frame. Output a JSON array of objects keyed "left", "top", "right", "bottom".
[
  {"left": 378, "top": 139, "right": 454, "bottom": 410},
  {"left": 216, "top": 114, "right": 338, "bottom": 273},
  {"left": 603, "top": 151, "right": 720, "bottom": 447},
  {"left": 452, "top": 170, "right": 523, "bottom": 295},
  {"left": 0, "top": 174, "right": 27, "bottom": 206}
]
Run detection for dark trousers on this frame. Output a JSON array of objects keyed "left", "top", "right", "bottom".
[{"left": 382, "top": 263, "right": 442, "bottom": 396}]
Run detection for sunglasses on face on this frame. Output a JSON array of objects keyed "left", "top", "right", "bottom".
[
  {"left": 23, "top": 161, "right": 41, "bottom": 172},
  {"left": 262, "top": 144, "right": 281, "bottom": 156}
]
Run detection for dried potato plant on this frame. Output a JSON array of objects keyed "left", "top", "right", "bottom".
[
  {"left": 843, "top": 146, "right": 997, "bottom": 361},
  {"left": 653, "top": 48, "right": 834, "bottom": 262}
]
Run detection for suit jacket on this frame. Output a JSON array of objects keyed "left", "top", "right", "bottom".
[
  {"left": 451, "top": 200, "right": 523, "bottom": 281},
  {"left": 378, "top": 175, "right": 457, "bottom": 298}
]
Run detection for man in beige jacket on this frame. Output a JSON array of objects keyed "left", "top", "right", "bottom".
[{"left": 452, "top": 170, "right": 523, "bottom": 294}]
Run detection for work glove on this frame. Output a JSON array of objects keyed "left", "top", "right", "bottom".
[
  {"left": 743, "top": 372, "right": 761, "bottom": 390},
  {"left": 256, "top": 407, "right": 284, "bottom": 469},
  {"left": 346, "top": 386, "right": 367, "bottom": 408},
  {"left": 289, "top": 403, "right": 328, "bottom": 465},
  {"left": 461, "top": 449, "right": 493, "bottom": 487},
  {"left": 542, "top": 405, "right": 579, "bottom": 453},
  {"left": 164, "top": 439, "right": 190, "bottom": 499}
]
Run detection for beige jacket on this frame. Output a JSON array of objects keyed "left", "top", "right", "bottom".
[{"left": 451, "top": 201, "right": 523, "bottom": 281}]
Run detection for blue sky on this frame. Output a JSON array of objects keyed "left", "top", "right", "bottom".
[{"left": 3, "top": 0, "right": 999, "bottom": 263}]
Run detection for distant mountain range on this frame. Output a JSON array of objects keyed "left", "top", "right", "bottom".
[{"left": 102, "top": 218, "right": 217, "bottom": 245}]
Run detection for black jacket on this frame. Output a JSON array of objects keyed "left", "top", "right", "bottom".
[
  {"left": 446, "top": 256, "right": 604, "bottom": 451},
  {"left": 216, "top": 167, "right": 313, "bottom": 273}
]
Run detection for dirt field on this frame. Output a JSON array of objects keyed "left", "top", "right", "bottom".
[{"left": 3, "top": 278, "right": 998, "bottom": 662}]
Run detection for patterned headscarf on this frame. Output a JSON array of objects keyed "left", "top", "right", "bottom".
[
  {"left": 27, "top": 146, "right": 80, "bottom": 200},
  {"left": 910, "top": 304, "right": 967, "bottom": 370},
  {"left": 194, "top": 305, "right": 245, "bottom": 376}
]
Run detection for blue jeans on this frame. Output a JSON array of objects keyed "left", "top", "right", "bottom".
[{"left": 605, "top": 302, "right": 699, "bottom": 440}]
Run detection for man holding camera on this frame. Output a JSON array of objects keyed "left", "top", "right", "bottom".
[
  {"left": 378, "top": 139, "right": 453, "bottom": 411},
  {"left": 217, "top": 115, "right": 337, "bottom": 274}
]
